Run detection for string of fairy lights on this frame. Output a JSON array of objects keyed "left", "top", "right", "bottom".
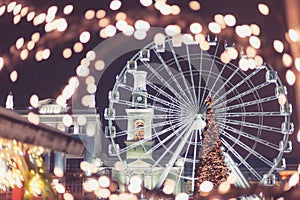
[{"left": 0, "top": 0, "right": 299, "bottom": 199}]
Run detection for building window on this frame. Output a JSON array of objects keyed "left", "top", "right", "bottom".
[
  {"left": 68, "top": 125, "right": 74, "bottom": 133},
  {"left": 66, "top": 158, "right": 84, "bottom": 173},
  {"left": 134, "top": 119, "right": 145, "bottom": 140},
  {"left": 65, "top": 178, "right": 83, "bottom": 193}
]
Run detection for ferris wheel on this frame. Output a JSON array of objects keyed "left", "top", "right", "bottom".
[{"left": 103, "top": 34, "right": 293, "bottom": 190}]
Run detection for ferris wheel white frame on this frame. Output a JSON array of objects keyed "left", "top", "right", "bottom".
[{"left": 103, "top": 35, "right": 293, "bottom": 191}]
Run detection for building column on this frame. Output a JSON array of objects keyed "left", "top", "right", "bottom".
[{"left": 54, "top": 152, "right": 65, "bottom": 171}]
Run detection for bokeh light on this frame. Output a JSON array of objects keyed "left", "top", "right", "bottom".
[
  {"left": 63, "top": 48, "right": 72, "bottom": 59},
  {"left": 189, "top": 1, "right": 201, "bottom": 11},
  {"left": 98, "top": 176, "right": 110, "bottom": 188},
  {"left": 175, "top": 192, "right": 189, "bottom": 200},
  {"left": 63, "top": 193, "right": 74, "bottom": 200},
  {"left": 110, "top": 0, "right": 122, "bottom": 11},
  {"left": 208, "top": 22, "right": 221, "bottom": 34},
  {"left": 62, "top": 114, "right": 73, "bottom": 127},
  {"left": 85, "top": 10, "right": 95, "bottom": 20},
  {"left": 171, "top": 5, "right": 181, "bottom": 15},
  {"left": 224, "top": 14, "right": 236, "bottom": 27},
  {"left": 190, "top": 22, "right": 202, "bottom": 34},
  {"left": 273, "top": 40, "right": 284, "bottom": 53},
  {"left": 258, "top": 3, "right": 269, "bottom": 15},
  {"left": 105, "top": 25, "right": 117, "bottom": 37},
  {"left": 10, "top": 70, "right": 18, "bottom": 82},
  {"left": 30, "top": 94, "right": 39, "bottom": 108},
  {"left": 288, "top": 29, "right": 299, "bottom": 42},
  {"left": 282, "top": 53, "right": 293, "bottom": 67},
  {"left": 63, "top": 5, "right": 73, "bottom": 15},
  {"left": 249, "top": 36, "right": 261, "bottom": 49},
  {"left": 140, "top": 0, "right": 153, "bottom": 7},
  {"left": 295, "top": 58, "right": 300, "bottom": 72},
  {"left": 79, "top": 31, "right": 91, "bottom": 43},
  {"left": 199, "top": 180, "right": 214, "bottom": 193},
  {"left": 286, "top": 70, "right": 296, "bottom": 86}
]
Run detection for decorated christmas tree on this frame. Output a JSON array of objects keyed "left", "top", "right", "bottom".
[{"left": 194, "top": 97, "right": 229, "bottom": 196}]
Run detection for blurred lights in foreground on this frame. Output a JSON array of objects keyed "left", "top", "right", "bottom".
[
  {"left": 258, "top": 3, "right": 269, "bottom": 16},
  {"left": 295, "top": 58, "right": 300, "bottom": 72},
  {"left": 79, "top": 31, "right": 91, "bottom": 43},
  {"left": 189, "top": 1, "right": 201, "bottom": 11},
  {"left": 249, "top": 36, "right": 261, "bottom": 49},
  {"left": 110, "top": 0, "right": 122, "bottom": 11},
  {"left": 63, "top": 5, "right": 73, "bottom": 15},
  {"left": 10, "top": 70, "right": 18, "bottom": 82},
  {"left": 55, "top": 183, "right": 65, "bottom": 194},
  {"left": 273, "top": 40, "right": 284, "bottom": 53},
  {"left": 218, "top": 181, "right": 231, "bottom": 194},
  {"left": 63, "top": 193, "right": 74, "bottom": 200},
  {"left": 224, "top": 14, "right": 236, "bottom": 27},
  {"left": 208, "top": 22, "right": 221, "bottom": 34},
  {"left": 288, "top": 29, "right": 299, "bottom": 42},
  {"left": 199, "top": 180, "right": 214, "bottom": 193},
  {"left": 140, "top": 0, "right": 153, "bottom": 7},
  {"left": 98, "top": 176, "right": 110, "bottom": 188},
  {"left": 0, "top": 57, "right": 3, "bottom": 70},
  {"left": 282, "top": 53, "right": 293, "bottom": 67},
  {"left": 163, "top": 179, "right": 176, "bottom": 195},
  {"left": 250, "top": 24, "right": 260, "bottom": 36},
  {"left": 298, "top": 129, "right": 300, "bottom": 143},
  {"left": 62, "top": 114, "right": 73, "bottom": 127},
  {"left": 285, "top": 70, "right": 296, "bottom": 86},
  {"left": 278, "top": 93, "right": 287, "bottom": 106},
  {"left": 175, "top": 192, "right": 189, "bottom": 200},
  {"left": 27, "top": 112, "right": 40, "bottom": 125},
  {"left": 53, "top": 167, "right": 64, "bottom": 178},
  {"left": 30, "top": 94, "right": 39, "bottom": 108},
  {"left": 190, "top": 22, "right": 202, "bottom": 34},
  {"left": 235, "top": 25, "right": 251, "bottom": 38}
]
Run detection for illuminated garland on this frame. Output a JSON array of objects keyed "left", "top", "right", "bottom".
[
  {"left": 0, "top": 138, "right": 56, "bottom": 199},
  {"left": 194, "top": 97, "right": 229, "bottom": 197}
]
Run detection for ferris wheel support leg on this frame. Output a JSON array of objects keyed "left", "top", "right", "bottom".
[{"left": 154, "top": 126, "right": 194, "bottom": 189}]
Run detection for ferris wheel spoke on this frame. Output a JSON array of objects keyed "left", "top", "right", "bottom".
[
  {"left": 217, "top": 111, "right": 282, "bottom": 117},
  {"left": 216, "top": 118, "right": 282, "bottom": 133},
  {"left": 148, "top": 93, "right": 182, "bottom": 110},
  {"left": 117, "top": 83, "right": 134, "bottom": 92},
  {"left": 217, "top": 121, "right": 280, "bottom": 150},
  {"left": 215, "top": 96, "right": 278, "bottom": 112},
  {"left": 197, "top": 48, "right": 204, "bottom": 106},
  {"left": 200, "top": 41, "right": 220, "bottom": 106},
  {"left": 155, "top": 43, "right": 193, "bottom": 105},
  {"left": 150, "top": 104, "right": 181, "bottom": 114},
  {"left": 212, "top": 67, "right": 240, "bottom": 101},
  {"left": 165, "top": 42, "right": 196, "bottom": 106},
  {"left": 214, "top": 82, "right": 270, "bottom": 109},
  {"left": 214, "top": 67, "right": 263, "bottom": 105},
  {"left": 146, "top": 80, "right": 186, "bottom": 107},
  {"left": 176, "top": 130, "right": 196, "bottom": 189},
  {"left": 220, "top": 129, "right": 274, "bottom": 167},
  {"left": 142, "top": 61, "right": 188, "bottom": 105},
  {"left": 209, "top": 62, "right": 227, "bottom": 97},
  {"left": 186, "top": 45, "right": 198, "bottom": 105},
  {"left": 191, "top": 129, "right": 199, "bottom": 191},
  {"left": 117, "top": 119, "right": 185, "bottom": 155},
  {"left": 221, "top": 138, "right": 263, "bottom": 180},
  {"left": 155, "top": 122, "right": 195, "bottom": 188},
  {"left": 152, "top": 114, "right": 181, "bottom": 119},
  {"left": 145, "top": 119, "right": 191, "bottom": 155}
]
